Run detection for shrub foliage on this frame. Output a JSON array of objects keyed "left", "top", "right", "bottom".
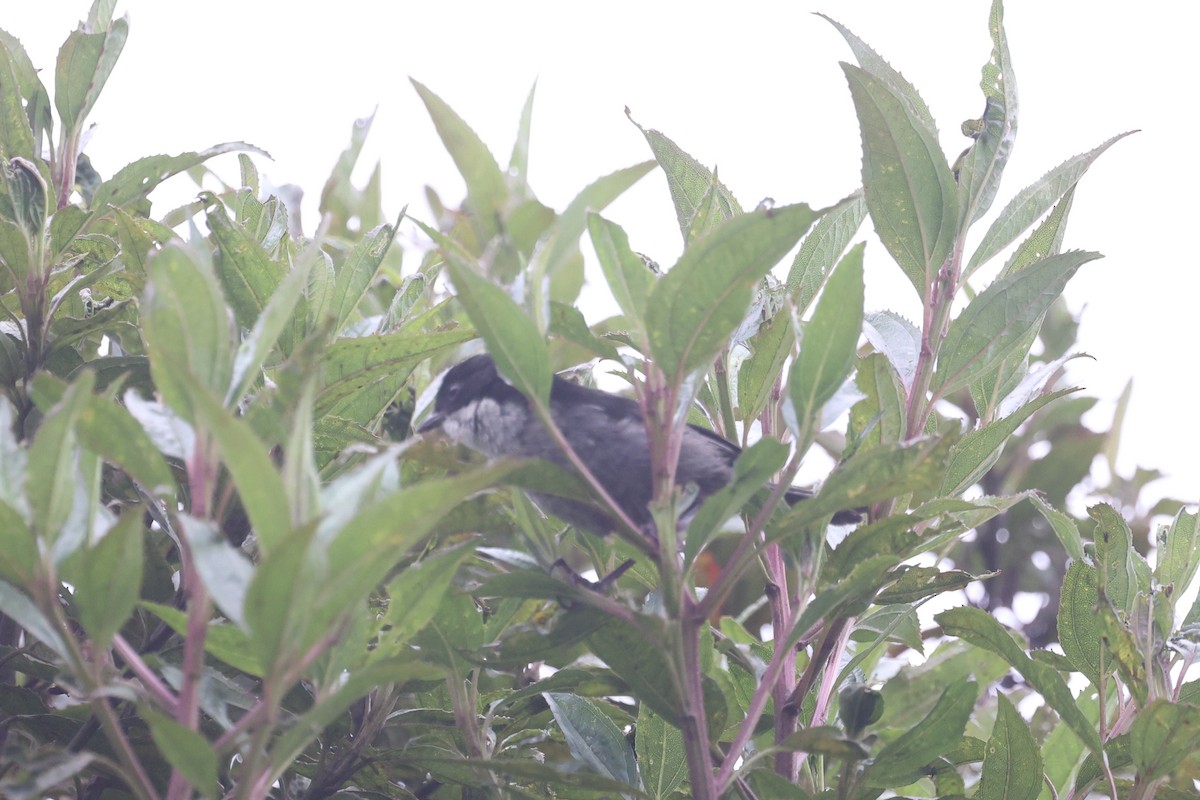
[{"left": 0, "top": 2, "right": 1197, "bottom": 799}]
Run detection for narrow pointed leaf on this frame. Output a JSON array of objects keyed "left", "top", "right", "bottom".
[
  {"left": 821, "top": 15, "right": 936, "bottom": 129},
  {"left": 545, "top": 692, "right": 639, "bottom": 787},
  {"left": 68, "top": 511, "right": 142, "bottom": 649},
  {"left": 934, "top": 250, "right": 1099, "bottom": 396},
  {"left": 966, "top": 131, "right": 1134, "bottom": 275},
  {"left": 977, "top": 693, "right": 1042, "bottom": 800},
  {"left": 0, "top": 43, "right": 35, "bottom": 160},
  {"left": 1154, "top": 508, "right": 1199, "bottom": 602},
  {"left": 864, "top": 679, "right": 977, "bottom": 784},
  {"left": 142, "top": 244, "right": 233, "bottom": 416},
  {"left": 646, "top": 203, "right": 817, "bottom": 383},
  {"left": 412, "top": 79, "right": 507, "bottom": 242},
  {"left": 941, "top": 387, "right": 1077, "bottom": 495},
  {"left": 508, "top": 80, "right": 537, "bottom": 185},
  {"left": 629, "top": 113, "right": 743, "bottom": 239},
  {"left": 143, "top": 708, "right": 219, "bottom": 800},
  {"left": 955, "top": 0, "right": 1018, "bottom": 226},
  {"left": 328, "top": 219, "right": 399, "bottom": 333},
  {"left": 535, "top": 161, "right": 655, "bottom": 278},
  {"left": 55, "top": 16, "right": 128, "bottom": 139},
  {"left": 316, "top": 328, "right": 474, "bottom": 418},
  {"left": 788, "top": 243, "right": 864, "bottom": 442},
  {"left": 937, "top": 606, "right": 1102, "bottom": 754},
  {"left": 92, "top": 142, "right": 269, "bottom": 210},
  {"left": 787, "top": 190, "right": 867, "bottom": 313},
  {"left": 588, "top": 212, "right": 655, "bottom": 331},
  {"left": 1058, "top": 561, "right": 1103, "bottom": 685},
  {"left": 205, "top": 199, "right": 282, "bottom": 330},
  {"left": 1130, "top": 699, "right": 1200, "bottom": 781},
  {"left": 416, "top": 219, "right": 550, "bottom": 404},
  {"left": 637, "top": 705, "right": 686, "bottom": 800},
  {"left": 842, "top": 62, "right": 958, "bottom": 300}
]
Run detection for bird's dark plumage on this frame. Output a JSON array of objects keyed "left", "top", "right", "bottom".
[{"left": 419, "top": 354, "right": 857, "bottom": 535}]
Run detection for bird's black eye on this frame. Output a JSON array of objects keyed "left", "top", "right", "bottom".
[{"left": 443, "top": 382, "right": 461, "bottom": 404}]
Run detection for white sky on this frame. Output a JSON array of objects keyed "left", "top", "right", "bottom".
[{"left": 7, "top": 2, "right": 1197, "bottom": 508}]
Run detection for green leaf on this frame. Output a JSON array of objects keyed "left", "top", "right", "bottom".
[
  {"left": 27, "top": 372, "right": 92, "bottom": 553},
  {"left": 588, "top": 616, "right": 681, "bottom": 725},
  {"left": 140, "top": 600, "right": 262, "bottom": 676},
  {"left": 66, "top": 511, "right": 142, "bottom": 649},
  {"left": 545, "top": 692, "right": 639, "bottom": 788},
  {"left": 0, "top": 43, "right": 36, "bottom": 160},
  {"left": 269, "top": 658, "right": 441, "bottom": 775},
  {"left": 684, "top": 439, "right": 788, "bottom": 565},
  {"left": 0, "top": 579, "right": 67, "bottom": 657},
  {"left": 1155, "top": 508, "right": 1199, "bottom": 604},
  {"left": 954, "top": 0, "right": 1018, "bottom": 226},
  {"left": 176, "top": 370, "right": 290, "bottom": 554},
  {"left": 636, "top": 705, "right": 686, "bottom": 800},
  {"left": 849, "top": 352, "right": 908, "bottom": 449},
  {"left": 787, "top": 242, "right": 864, "bottom": 444},
  {"left": 821, "top": 15, "right": 937, "bottom": 131},
  {"left": 841, "top": 62, "right": 957, "bottom": 301},
  {"left": 534, "top": 161, "right": 655, "bottom": 279},
  {"left": 315, "top": 327, "right": 475, "bottom": 418},
  {"left": 1091, "top": 503, "right": 1136, "bottom": 613},
  {"left": 412, "top": 79, "right": 507, "bottom": 243},
  {"left": 54, "top": 15, "right": 128, "bottom": 141},
  {"left": 142, "top": 243, "right": 233, "bottom": 417},
  {"left": 977, "top": 693, "right": 1042, "bottom": 800},
  {"left": 862, "top": 310, "right": 921, "bottom": 391},
  {"left": 934, "top": 251, "right": 1099, "bottom": 396},
  {"left": 941, "top": 387, "right": 1077, "bottom": 495},
  {"left": 0, "top": 499, "right": 36, "bottom": 585},
  {"left": 178, "top": 514, "right": 254, "bottom": 632},
  {"left": 1057, "top": 561, "right": 1103, "bottom": 685},
  {"left": 864, "top": 679, "right": 977, "bottom": 784},
  {"left": 327, "top": 219, "right": 398, "bottom": 332},
  {"left": 73, "top": 389, "right": 177, "bottom": 498},
  {"left": 778, "top": 726, "right": 869, "bottom": 760},
  {"left": 646, "top": 203, "right": 818, "bottom": 383},
  {"left": 588, "top": 212, "right": 655, "bottom": 336},
  {"left": 91, "top": 142, "right": 269, "bottom": 211},
  {"left": 549, "top": 301, "right": 620, "bottom": 361},
  {"left": 508, "top": 81, "right": 536, "bottom": 186},
  {"left": 0, "top": 217, "right": 30, "bottom": 290},
  {"left": 142, "top": 707, "right": 219, "bottom": 799},
  {"left": 778, "top": 433, "right": 954, "bottom": 533},
  {"left": 736, "top": 307, "right": 794, "bottom": 430},
  {"left": 628, "top": 114, "right": 743, "bottom": 239},
  {"left": 1002, "top": 185, "right": 1076, "bottom": 276},
  {"left": 250, "top": 463, "right": 517, "bottom": 672},
  {"left": 417, "top": 219, "right": 552, "bottom": 405},
  {"left": 376, "top": 542, "right": 477, "bottom": 657},
  {"left": 1130, "top": 699, "right": 1200, "bottom": 782},
  {"left": 875, "top": 565, "right": 982, "bottom": 605},
  {"left": 786, "top": 190, "right": 866, "bottom": 313},
  {"left": 1030, "top": 494, "right": 1084, "bottom": 563},
  {"left": 780, "top": 555, "right": 898, "bottom": 656},
  {"left": 1098, "top": 600, "right": 1149, "bottom": 706},
  {"left": 966, "top": 131, "right": 1135, "bottom": 274},
  {"left": 227, "top": 245, "right": 316, "bottom": 406},
  {"left": 205, "top": 198, "right": 282, "bottom": 331},
  {"left": 936, "top": 606, "right": 1102, "bottom": 754}
]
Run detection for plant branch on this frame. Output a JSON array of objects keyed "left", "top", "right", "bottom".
[{"left": 112, "top": 633, "right": 179, "bottom": 715}]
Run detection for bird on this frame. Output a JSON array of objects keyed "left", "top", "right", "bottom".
[{"left": 417, "top": 353, "right": 859, "bottom": 538}]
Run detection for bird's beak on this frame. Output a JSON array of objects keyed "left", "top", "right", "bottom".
[{"left": 416, "top": 411, "right": 445, "bottom": 434}]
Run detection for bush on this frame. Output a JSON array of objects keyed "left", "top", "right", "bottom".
[{"left": 0, "top": 2, "right": 1196, "bottom": 799}]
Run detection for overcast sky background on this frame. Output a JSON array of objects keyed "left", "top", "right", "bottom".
[{"left": 7, "top": 2, "right": 1197, "bottom": 509}]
